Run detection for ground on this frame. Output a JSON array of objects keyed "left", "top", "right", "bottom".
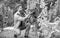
[{"left": 0, "top": 29, "right": 39, "bottom": 38}]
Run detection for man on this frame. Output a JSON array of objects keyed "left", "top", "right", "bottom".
[{"left": 3, "top": 5, "right": 32, "bottom": 38}]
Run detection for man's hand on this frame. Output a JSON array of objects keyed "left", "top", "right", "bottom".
[{"left": 24, "top": 11, "right": 33, "bottom": 19}]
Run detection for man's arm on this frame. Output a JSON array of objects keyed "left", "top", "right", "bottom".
[
  {"left": 18, "top": 11, "right": 32, "bottom": 21},
  {"left": 18, "top": 14, "right": 29, "bottom": 21}
]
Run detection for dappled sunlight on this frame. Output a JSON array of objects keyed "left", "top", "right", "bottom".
[{"left": 0, "top": 0, "right": 60, "bottom": 38}]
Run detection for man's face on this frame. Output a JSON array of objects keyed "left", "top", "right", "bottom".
[{"left": 18, "top": 6, "right": 22, "bottom": 11}]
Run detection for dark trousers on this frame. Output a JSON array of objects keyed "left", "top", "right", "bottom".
[{"left": 25, "top": 24, "right": 30, "bottom": 37}]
